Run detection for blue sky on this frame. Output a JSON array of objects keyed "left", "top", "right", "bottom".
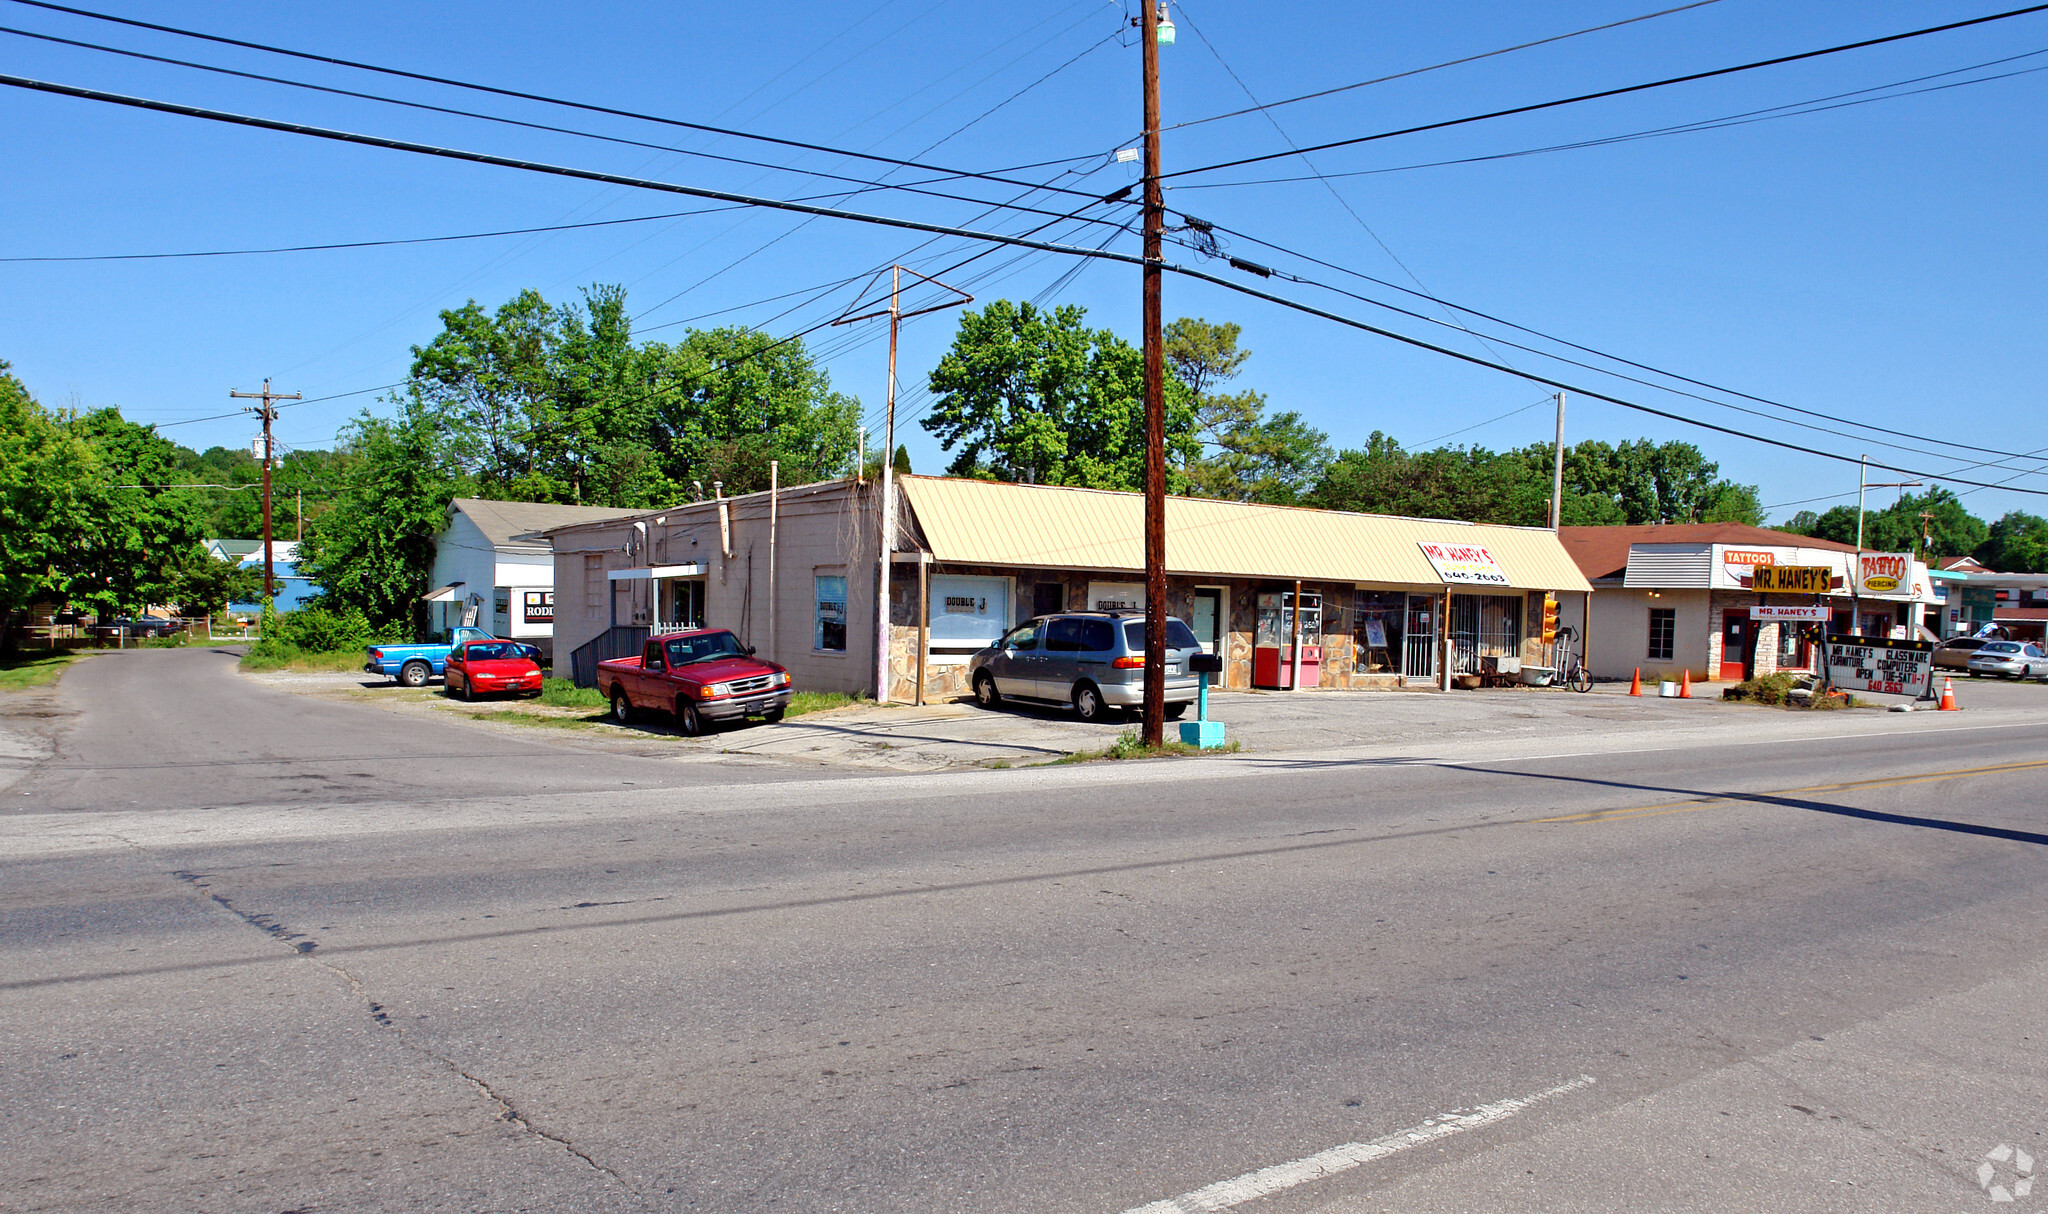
[{"left": 2, "top": 0, "right": 2044, "bottom": 523}]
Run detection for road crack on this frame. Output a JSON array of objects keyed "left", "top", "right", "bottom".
[{"left": 169, "top": 869, "right": 634, "bottom": 1192}]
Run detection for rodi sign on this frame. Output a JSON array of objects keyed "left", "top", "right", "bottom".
[{"left": 1858, "top": 552, "right": 1910, "bottom": 595}]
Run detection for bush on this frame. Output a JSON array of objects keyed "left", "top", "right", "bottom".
[
  {"left": 1725, "top": 672, "right": 1798, "bottom": 705},
  {"left": 246, "top": 605, "right": 382, "bottom": 666}
]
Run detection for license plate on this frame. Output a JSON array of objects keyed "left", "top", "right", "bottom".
[{"left": 1167, "top": 664, "right": 1181, "bottom": 675}]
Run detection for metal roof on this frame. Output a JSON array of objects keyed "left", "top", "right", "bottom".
[
  {"left": 452, "top": 497, "right": 645, "bottom": 550},
  {"left": 898, "top": 476, "right": 1592, "bottom": 592}
]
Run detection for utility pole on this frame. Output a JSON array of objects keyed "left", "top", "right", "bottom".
[
  {"left": 1140, "top": 0, "right": 1168, "bottom": 747},
  {"left": 229, "top": 378, "right": 300, "bottom": 599},
  {"left": 1549, "top": 391, "right": 1566, "bottom": 531},
  {"left": 831, "top": 266, "right": 970, "bottom": 705}
]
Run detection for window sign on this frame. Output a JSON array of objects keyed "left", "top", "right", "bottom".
[
  {"left": 815, "top": 576, "right": 848, "bottom": 652},
  {"left": 928, "top": 575, "right": 1011, "bottom": 658},
  {"left": 1418, "top": 542, "right": 1509, "bottom": 586},
  {"left": 1087, "top": 581, "right": 1146, "bottom": 611}
]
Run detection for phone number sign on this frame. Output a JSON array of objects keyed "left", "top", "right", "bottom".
[{"left": 1824, "top": 634, "right": 1932, "bottom": 698}]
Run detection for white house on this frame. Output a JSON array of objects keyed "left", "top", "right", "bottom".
[{"left": 423, "top": 498, "right": 642, "bottom": 658}]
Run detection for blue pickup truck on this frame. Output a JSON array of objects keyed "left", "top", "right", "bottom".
[{"left": 365, "top": 627, "right": 496, "bottom": 687}]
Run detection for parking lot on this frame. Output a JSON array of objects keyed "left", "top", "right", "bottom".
[{"left": 245, "top": 662, "right": 2048, "bottom": 773}]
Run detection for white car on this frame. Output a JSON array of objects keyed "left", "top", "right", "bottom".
[{"left": 1965, "top": 641, "right": 2048, "bottom": 680}]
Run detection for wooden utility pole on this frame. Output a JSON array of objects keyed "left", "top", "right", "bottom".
[
  {"left": 1140, "top": 0, "right": 1168, "bottom": 746},
  {"left": 831, "top": 266, "right": 970, "bottom": 705},
  {"left": 229, "top": 378, "right": 300, "bottom": 599},
  {"left": 1549, "top": 391, "right": 1566, "bottom": 531}
]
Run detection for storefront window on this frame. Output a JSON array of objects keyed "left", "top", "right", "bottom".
[
  {"left": 815, "top": 576, "right": 847, "bottom": 651},
  {"left": 1776, "top": 621, "right": 1808, "bottom": 668},
  {"left": 1647, "top": 608, "right": 1675, "bottom": 661},
  {"left": 1354, "top": 590, "right": 1405, "bottom": 674},
  {"left": 928, "top": 575, "right": 1012, "bottom": 658}
]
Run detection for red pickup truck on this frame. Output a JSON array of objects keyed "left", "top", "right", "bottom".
[{"left": 598, "top": 628, "right": 792, "bottom": 736}]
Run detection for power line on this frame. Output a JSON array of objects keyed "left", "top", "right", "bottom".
[
  {"left": 21, "top": 68, "right": 2048, "bottom": 500},
  {"left": 1169, "top": 0, "right": 1727, "bottom": 130},
  {"left": 1, "top": 0, "right": 1121, "bottom": 203},
  {"left": 1186, "top": 216, "right": 2047, "bottom": 466},
  {"left": 1173, "top": 48, "right": 2048, "bottom": 189},
  {"left": 1161, "top": 3, "right": 2048, "bottom": 180},
  {"left": 1411, "top": 398, "right": 1555, "bottom": 449}
]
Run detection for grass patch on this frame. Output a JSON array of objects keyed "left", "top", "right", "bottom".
[
  {"left": 1054, "top": 729, "right": 1243, "bottom": 764},
  {"left": 465, "top": 709, "right": 611, "bottom": 731},
  {"left": 786, "top": 689, "right": 868, "bottom": 718},
  {"left": 240, "top": 646, "right": 370, "bottom": 673},
  {"left": 538, "top": 678, "right": 605, "bottom": 709},
  {"left": 0, "top": 650, "right": 80, "bottom": 692}
]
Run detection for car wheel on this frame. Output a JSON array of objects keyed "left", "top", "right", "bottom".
[
  {"left": 973, "top": 671, "right": 1002, "bottom": 709},
  {"left": 450, "top": 675, "right": 468, "bottom": 701},
  {"left": 676, "top": 701, "right": 707, "bottom": 737},
  {"left": 762, "top": 706, "right": 786, "bottom": 723},
  {"left": 1073, "top": 682, "right": 1107, "bottom": 723},
  {"left": 609, "top": 688, "right": 634, "bottom": 724},
  {"left": 1163, "top": 701, "right": 1189, "bottom": 720},
  {"left": 398, "top": 661, "right": 431, "bottom": 688}
]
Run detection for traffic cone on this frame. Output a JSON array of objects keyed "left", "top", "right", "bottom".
[
  {"left": 1628, "top": 667, "right": 1642, "bottom": 696},
  {"left": 1678, "top": 668, "right": 1693, "bottom": 698},
  {"left": 1939, "top": 678, "right": 1958, "bottom": 711}
]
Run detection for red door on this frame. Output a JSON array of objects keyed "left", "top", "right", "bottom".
[{"left": 1720, "top": 611, "right": 1750, "bottom": 682}]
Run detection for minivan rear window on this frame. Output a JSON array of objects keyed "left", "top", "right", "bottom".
[
  {"left": 1046, "top": 618, "right": 1118, "bottom": 652},
  {"left": 1124, "top": 618, "right": 1200, "bottom": 651}
]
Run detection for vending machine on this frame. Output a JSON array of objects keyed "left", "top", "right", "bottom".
[{"left": 1254, "top": 591, "right": 1322, "bottom": 689}]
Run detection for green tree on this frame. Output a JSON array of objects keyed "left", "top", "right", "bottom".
[
  {"left": 892, "top": 444, "right": 912, "bottom": 476},
  {"left": 64, "top": 408, "right": 207, "bottom": 617},
  {"left": 0, "top": 362, "right": 97, "bottom": 643},
  {"left": 923, "top": 300, "right": 1196, "bottom": 489},
  {"left": 297, "top": 394, "right": 474, "bottom": 637},
  {"left": 1784, "top": 488, "right": 1987, "bottom": 555},
  {"left": 166, "top": 549, "right": 262, "bottom": 617},
  {"left": 1164, "top": 317, "right": 1330, "bottom": 503},
  {"left": 1976, "top": 511, "right": 2048, "bottom": 572},
  {"left": 640, "top": 325, "right": 860, "bottom": 496}
]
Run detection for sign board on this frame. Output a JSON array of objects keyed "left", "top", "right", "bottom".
[
  {"left": 1824, "top": 633, "right": 1934, "bottom": 698},
  {"left": 522, "top": 590, "right": 553, "bottom": 625},
  {"left": 1087, "top": 581, "right": 1145, "bottom": 611},
  {"left": 1362, "top": 618, "right": 1388, "bottom": 649},
  {"left": 1417, "top": 542, "right": 1509, "bottom": 587},
  {"left": 1722, "top": 549, "right": 1775, "bottom": 582},
  {"left": 1857, "top": 552, "right": 1911, "bottom": 595},
  {"left": 1752, "top": 565, "right": 1834, "bottom": 594},
  {"left": 1749, "top": 604, "right": 1829, "bottom": 621}
]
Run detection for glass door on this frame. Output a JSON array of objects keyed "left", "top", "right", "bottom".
[
  {"left": 1404, "top": 595, "right": 1437, "bottom": 681},
  {"left": 1192, "top": 588, "right": 1224, "bottom": 654}
]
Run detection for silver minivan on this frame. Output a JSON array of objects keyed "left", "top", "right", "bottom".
[{"left": 968, "top": 611, "right": 1202, "bottom": 722}]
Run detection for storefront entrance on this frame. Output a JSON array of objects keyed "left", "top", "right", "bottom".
[
  {"left": 1404, "top": 595, "right": 1438, "bottom": 683},
  {"left": 1720, "top": 610, "right": 1752, "bottom": 682}
]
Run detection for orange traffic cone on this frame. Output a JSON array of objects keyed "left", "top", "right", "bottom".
[
  {"left": 1939, "top": 678, "right": 1958, "bottom": 711},
  {"left": 1678, "top": 668, "right": 1693, "bottom": 698},
  {"left": 1628, "top": 667, "right": 1642, "bottom": 696}
]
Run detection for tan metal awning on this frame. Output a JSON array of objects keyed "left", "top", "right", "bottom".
[
  {"left": 897, "top": 476, "right": 1592, "bottom": 593},
  {"left": 420, "top": 583, "right": 465, "bottom": 603}
]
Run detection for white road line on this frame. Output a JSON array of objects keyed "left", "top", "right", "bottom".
[{"left": 1117, "top": 1074, "right": 1596, "bottom": 1214}]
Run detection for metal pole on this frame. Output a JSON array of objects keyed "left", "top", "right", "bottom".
[
  {"left": 1853, "top": 454, "right": 1866, "bottom": 637},
  {"left": 876, "top": 266, "right": 900, "bottom": 705},
  {"left": 768, "top": 460, "right": 778, "bottom": 661},
  {"left": 1140, "top": 0, "right": 1167, "bottom": 746},
  {"left": 1550, "top": 391, "right": 1566, "bottom": 531},
  {"left": 1289, "top": 579, "right": 1303, "bottom": 690}
]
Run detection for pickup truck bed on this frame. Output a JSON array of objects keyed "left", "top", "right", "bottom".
[{"left": 366, "top": 626, "right": 496, "bottom": 687}]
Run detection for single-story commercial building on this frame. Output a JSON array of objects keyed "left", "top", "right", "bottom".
[
  {"left": 1559, "top": 524, "right": 1939, "bottom": 683},
  {"left": 543, "top": 475, "right": 1592, "bottom": 698},
  {"left": 423, "top": 498, "right": 644, "bottom": 660},
  {"left": 218, "top": 540, "right": 319, "bottom": 614}
]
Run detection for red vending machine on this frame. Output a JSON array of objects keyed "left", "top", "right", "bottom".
[{"left": 1254, "top": 591, "right": 1322, "bottom": 688}]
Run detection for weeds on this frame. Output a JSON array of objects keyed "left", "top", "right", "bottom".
[
  {"left": 1055, "top": 729, "right": 1243, "bottom": 764},
  {"left": 786, "top": 690, "right": 867, "bottom": 718},
  {"left": 538, "top": 678, "right": 605, "bottom": 709}
]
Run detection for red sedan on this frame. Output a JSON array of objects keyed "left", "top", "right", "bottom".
[{"left": 444, "top": 640, "right": 544, "bottom": 700}]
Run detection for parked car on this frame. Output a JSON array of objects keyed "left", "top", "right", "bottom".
[
  {"left": 1965, "top": 641, "right": 2048, "bottom": 680},
  {"left": 1932, "top": 637, "right": 1991, "bottom": 672},
  {"left": 968, "top": 611, "right": 1201, "bottom": 722},
  {"left": 95, "top": 616, "right": 174, "bottom": 638},
  {"left": 364, "top": 626, "right": 495, "bottom": 687},
  {"left": 444, "top": 640, "right": 544, "bottom": 700},
  {"left": 597, "top": 628, "right": 791, "bottom": 736}
]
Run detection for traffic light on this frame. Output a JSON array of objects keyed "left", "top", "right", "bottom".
[{"left": 1542, "top": 594, "right": 1559, "bottom": 643}]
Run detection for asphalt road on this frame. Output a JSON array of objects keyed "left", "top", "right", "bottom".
[{"left": 5, "top": 647, "right": 2048, "bottom": 1213}]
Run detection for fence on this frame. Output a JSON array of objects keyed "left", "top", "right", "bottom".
[{"left": 568, "top": 625, "right": 650, "bottom": 688}]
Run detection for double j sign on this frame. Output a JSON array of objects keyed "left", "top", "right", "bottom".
[{"left": 1858, "top": 552, "right": 1910, "bottom": 595}]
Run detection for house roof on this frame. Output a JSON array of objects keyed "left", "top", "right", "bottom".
[
  {"left": 898, "top": 476, "right": 1592, "bottom": 592},
  {"left": 206, "top": 538, "right": 264, "bottom": 559},
  {"left": 1558, "top": 524, "right": 1859, "bottom": 581},
  {"left": 452, "top": 497, "right": 645, "bottom": 550}
]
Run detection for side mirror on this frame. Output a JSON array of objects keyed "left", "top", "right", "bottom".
[
  {"left": 746, "top": 645, "right": 757, "bottom": 656},
  {"left": 1190, "top": 652, "right": 1223, "bottom": 674}
]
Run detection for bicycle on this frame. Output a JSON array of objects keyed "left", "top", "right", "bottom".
[{"left": 1554, "top": 625, "right": 1593, "bottom": 693}]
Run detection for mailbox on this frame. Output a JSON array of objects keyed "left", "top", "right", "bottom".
[{"left": 1189, "top": 652, "right": 1223, "bottom": 675}]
